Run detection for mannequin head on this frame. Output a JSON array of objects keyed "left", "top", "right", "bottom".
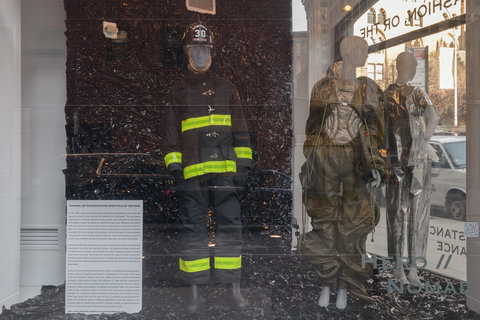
[
  {"left": 183, "top": 23, "right": 214, "bottom": 73},
  {"left": 396, "top": 52, "right": 417, "bottom": 83},
  {"left": 187, "top": 45, "right": 212, "bottom": 73},
  {"left": 340, "top": 36, "right": 369, "bottom": 68}
]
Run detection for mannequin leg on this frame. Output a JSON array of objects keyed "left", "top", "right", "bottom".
[
  {"left": 177, "top": 179, "right": 210, "bottom": 291},
  {"left": 301, "top": 149, "right": 342, "bottom": 305},
  {"left": 318, "top": 286, "right": 330, "bottom": 307},
  {"left": 211, "top": 175, "right": 248, "bottom": 310},
  {"left": 185, "top": 284, "right": 206, "bottom": 314},
  {"left": 228, "top": 282, "right": 248, "bottom": 310},
  {"left": 393, "top": 265, "right": 409, "bottom": 284},
  {"left": 336, "top": 162, "right": 374, "bottom": 302},
  {"left": 407, "top": 265, "right": 421, "bottom": 284},
  {"left": 336, "top": 288, "right": 347, "bottom": 309},
  {"left": 386, "top": 173, "right": 408, "bottom": 284},
  {"left": 407, "top": 159, "right": 431, "bottom": 286}
]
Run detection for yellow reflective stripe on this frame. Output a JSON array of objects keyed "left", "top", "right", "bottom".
[
  {"left": 179, "top": 258, "right": 210, "bottom": 273},
  {"left": 214, "top": 256, "right": 242, "bottom": 270},
  {"left": 181, "top": 114, "right": 231, "bottom": 133},
  {"left": 234, "top": 147, "right": 253, "bottom": 159},
  {"left": 184, "top": 160, "right": 236, "bottom": 179},
  {"left": 164, "top": 152, "right": 182, "bottom": 167}
]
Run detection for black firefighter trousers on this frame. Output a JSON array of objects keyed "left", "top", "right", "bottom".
[{"left": 176, "top": 174, "right": 243, "bottom": 285}]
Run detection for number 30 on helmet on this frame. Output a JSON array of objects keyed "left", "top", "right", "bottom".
[{"left": 183, "top": 23, "right": 214, "bottom": 46}]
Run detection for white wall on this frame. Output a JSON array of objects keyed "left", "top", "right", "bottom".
[
  {"left": 20, "top": 0, "right": 66, "bottom": 289},
  {"left": 0, "top": 0, "right": 22, "bottom": 310},
  {"left": 291, "top": 94, "right": 309, "bottom": 248}
]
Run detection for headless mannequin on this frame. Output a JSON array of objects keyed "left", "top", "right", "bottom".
[
  {"left": 387, "top": 52, "right": 438, "bottom": 285},
  {"left": 318, "top": 36, "right": 380, "bottom": 310}
]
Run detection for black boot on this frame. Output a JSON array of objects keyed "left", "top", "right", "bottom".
[
  {"left": 185, "top": 284, "right": 205, "bottom": 314},
  {"left": 228, "top": 282, "right": 248, "bottom": 310}
]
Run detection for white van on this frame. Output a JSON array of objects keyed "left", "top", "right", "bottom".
[{"left": 429, "top": 136, "right": 466, "bottom": 220}]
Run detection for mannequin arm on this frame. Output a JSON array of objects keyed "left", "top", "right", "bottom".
[{"left": 424, "top": 104, "right": 439, "bottom": 142}]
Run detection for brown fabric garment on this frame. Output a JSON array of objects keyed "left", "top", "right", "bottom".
[{"left": 299, "top": 76, "right": 387, "bottom": 302}]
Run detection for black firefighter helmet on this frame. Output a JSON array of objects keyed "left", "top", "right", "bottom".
[{"left": 183, "top": 23, "right": 214, "bottom": 47}]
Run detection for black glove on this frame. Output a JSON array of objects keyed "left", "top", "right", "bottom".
[
  {"left": 233, "top": 168, "right": 249, "bottom": 188},
  {"left": 170, "top": 170, "right": 184, "bottom": 186}
]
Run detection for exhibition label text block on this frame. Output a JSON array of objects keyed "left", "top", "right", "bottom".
[{"left": 66, "top": 200, "right": 143, "bottom": 314}]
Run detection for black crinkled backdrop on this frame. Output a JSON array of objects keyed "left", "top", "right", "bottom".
[
  {"left": 64, "top": 0, "right": 292, "bottom": 169},
  {"left": 63, "top": 0, "right": 293, "bottom": 279}
]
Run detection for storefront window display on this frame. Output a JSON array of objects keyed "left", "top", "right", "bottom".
[{"left": 1, "top": 0, "right": 480, "bottom": 319}]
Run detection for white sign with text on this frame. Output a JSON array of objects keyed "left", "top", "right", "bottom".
[
  {"left": 66, "top": 200, "right": 143, "bottom": 314},
  {"left": 368, "top": 208, "right": 467, "bottom": 281},
  {"left": 407, "top": 47, "right": 427, "bottom": 93}
]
